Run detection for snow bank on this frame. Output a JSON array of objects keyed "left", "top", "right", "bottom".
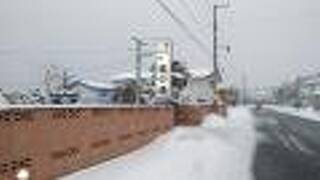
[
  {"left": 61, "top": 107, "right": 256, "bottom": 180},
  {"left": 265, "top": 105, "right": 320, "bottom": 122},
  {"left": 201, "top": 113, "right": 226, "bottom": 129}
]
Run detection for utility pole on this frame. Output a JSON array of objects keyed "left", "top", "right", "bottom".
[
  {"left": 242, "top": 71, "right": 247, "bottom": 105},
  {"left": 131, "top": 36, "right": 147, "bottom": 105},
  {"left": 213, "top": 5, "right": 219, "bottom": 84},
  {"left": 212, "top": 4, "right": 229, "bottom": 85}
]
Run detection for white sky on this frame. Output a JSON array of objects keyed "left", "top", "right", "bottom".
[{"left": 0, "top": 0, "right": 319, "bottom": 89}]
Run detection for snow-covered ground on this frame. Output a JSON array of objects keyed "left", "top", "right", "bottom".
[
  {"left": 265, "top": 105, "right": 320, "bottom": 122},
  {"left": 61, "top": 107, "right": 256, "bottom": 180}
]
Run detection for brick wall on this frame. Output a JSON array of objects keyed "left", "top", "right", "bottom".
[
  {"left": 0, "top": 106, "right": 173, "bottom": 180},
  {"left": 174, "top": 104, "right": 217, "bottom": 126}
]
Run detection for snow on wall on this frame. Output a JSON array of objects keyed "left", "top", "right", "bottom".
[{"left": 61, "top": 107, "right": 256, "bottom": 180}]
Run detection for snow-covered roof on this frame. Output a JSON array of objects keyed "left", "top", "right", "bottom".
[
  {"left": 109, "top": 72, "right": 135, "bottom": 81},
  {"left": 109, "top": 72, "right": 153, "bottom": 82},
  {"left": 188, "top": 69, "right": 212, "bottom": 78},
  {"left": 80, "top": 80, "right": 118, "bottom": 90},
  {"left": 171, "top": 72, "right": 185, "bottom": 79}
]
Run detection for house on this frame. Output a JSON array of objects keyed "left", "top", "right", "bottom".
[
  {"left": 274, "top": 73, "right": 320, "bottom": 109},
  {"left": 0, "top": 90, "right": 8, "bottom": 105},
  {"left": 180, "top": 69, "right": 214, "bottom": 104},
  {"left": 77, "top": 80, "right": 119, "bottom": 104}
]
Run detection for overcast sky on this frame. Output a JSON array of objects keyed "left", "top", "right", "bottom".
[{"left": 0, "top": 0, "right": 319, "bottom": 89}]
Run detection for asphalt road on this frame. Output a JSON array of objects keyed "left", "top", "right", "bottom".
[{"left": 252, "top": 108, "right": 320, "bottom": 180}]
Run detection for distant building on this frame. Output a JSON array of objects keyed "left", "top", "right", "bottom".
[
  {"left": 43, "top": 65, "right": 80, "bottom": 104},
  {"left": 311, "top": 89, "right": 320, "bottom": 110},
  {"left": 1, "top": 90, "right": 31, "bottom": 105},
  {"left": 300, "top": 73, "right": 320, "bottom": 109},
  {"left": 274, "top": 72, "right": 320, "bottom": 109}
]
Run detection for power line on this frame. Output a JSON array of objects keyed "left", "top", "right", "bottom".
[
  {"left": 199, "top": 0, "right": 214, "bottom": 29},
  {"left": 203, "top": 0, "right": 212, "bottom": 15},
  {"left": 154, "top": 0, "right": 211, "bottom": 58},
  {"left": 176, "top": 0, "right": 213, "bottom": 42},
  {"left": 150, "top": 0, "right": 211, "bottom": 61},
  {"left": 131, "top": 26, "right": 198, "bottom": 68},
  {"left": 192, "top": 0, "right": 212, "bottom": 28},
  {"left": 179, "top": 0, "right": 201, "bottom": 25},
  {"left": 153, "top": 0, "right": 232, "bottom": 79}
]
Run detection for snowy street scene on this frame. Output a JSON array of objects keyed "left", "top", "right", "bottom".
[{"left": 1, "top": 0, "right": 320, "bottom": 179}]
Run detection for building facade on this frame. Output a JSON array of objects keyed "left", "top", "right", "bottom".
[
  {"left": 152, "top": 40, "right": 172, "bottom": 98},
  {"left": 180, "top": 71, "right": 214, "bottom": 104}
]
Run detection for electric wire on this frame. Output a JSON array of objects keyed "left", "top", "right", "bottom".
[{"left": 154, "top": 0, "right": 211, "bottom": 58}]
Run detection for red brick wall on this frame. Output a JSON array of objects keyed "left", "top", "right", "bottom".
[
  {"left": 174, "top": 104, "right": 217, "bottom": 126},
  {"left": 0, "top": 106, "right": 173, "bottom": 180}
]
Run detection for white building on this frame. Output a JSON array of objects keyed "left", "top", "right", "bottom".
[
  {"left": 0, "top": 92, "right": 8, "bottom": 105},
  {"left": 276, "top": 73, "right": 320, "bottom": 109},
  {"left": 152, "top": 40, "right": 172, "bottom": 98},
  {"left": 300, "top": 74, "right": 320, "bottom": 109},
  {"left": 180, "top": 69, "right": 214, "bottom": 104}
]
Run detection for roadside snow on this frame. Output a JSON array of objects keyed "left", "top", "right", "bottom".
[
  {"left": 265, "top": 105, "right": 320, "bottom": 122},
  {"left": 61, "top": 107, "right": 256, "bottom": 180}
]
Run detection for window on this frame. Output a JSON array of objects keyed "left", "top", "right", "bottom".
[
  {"left": 159, "top": 65, "right": 167, "bottom": 73},
  {"left": 164, "top": 42, "right": 169, "bottom": 52},
  {"left": 160, "top": 86, "right": 167, "bottom": 94},
  {"left": 159, "top": 75, "right": 167, "bottom": 83},
  {"left": 156, "top": 56, "right": 163, "bottom": 60}
]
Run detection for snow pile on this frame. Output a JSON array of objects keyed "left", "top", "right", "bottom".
[
  {"left": 265, "top": 105, "right": 320, "bottom": 122},
  {"left": 201, "top": 113, "right": 226, "bottom": 129},
  {"left": 61, "top": 107, "right": 256, "bottom": 180}
]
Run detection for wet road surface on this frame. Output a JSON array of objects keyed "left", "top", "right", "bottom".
[{"left": 253, "top": 108, "right": 320, "bottom": 180}]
